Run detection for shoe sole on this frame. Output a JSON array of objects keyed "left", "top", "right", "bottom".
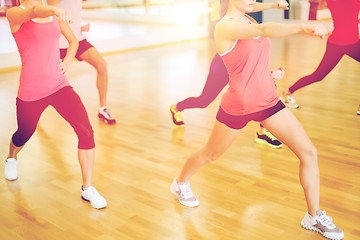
[
  {"left": 98, "top": 114, "right": 116, "bottom": 125},
  {"left": 285, "top": 103, "right": 300, "bottom": 109},
  {"left": 169, "top": 109, "right": 184, "bottom": 127},
  {"left": 170, "top": 184, "right": 199, "bottom": 208},
  {"left": 301, "top": 222, "right": 344, "bottom": 240},
  {"left": 5, "top": 176, "right": 18, "bottom": 181},
  {"left": 255, "top": 138, "right": 282, "bottom": 149},
  {"left": 81, "top": 196, "right": 107, "bottom": 209}
]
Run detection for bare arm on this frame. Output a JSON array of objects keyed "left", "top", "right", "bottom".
[
  {"left": 251, "top": 0, "right": 289, "bottom": 12},
  {"left": 6, "top": 5, "right": 71, "bottom": 33},
  {"left": 6, "top": 6, "right": 55, "bottom": 32},
  {"left": 58, "top": 18, "right": 78, "bottom": 74},
  {"left": 216, "top": 19, "right": 326, "bottom": 40},
  {"left": 215, "top": 20, "right": 327, "bottom": 54}
]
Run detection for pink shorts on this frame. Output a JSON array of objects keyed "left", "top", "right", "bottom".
[{"left": 216, "top": 100, "right": 285, "bottom": 129}]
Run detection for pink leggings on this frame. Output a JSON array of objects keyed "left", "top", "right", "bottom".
[
  {"left": 12, "top": 86, "right": 95, "bottom": 149},
  {"left": 289, "top": 40, "right": 360, "bottom": 93}
]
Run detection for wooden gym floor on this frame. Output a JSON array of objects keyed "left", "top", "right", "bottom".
[{"left": 0, "top": 34, "right": 359, "bottom": 240}]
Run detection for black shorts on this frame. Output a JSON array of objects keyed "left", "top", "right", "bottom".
[
  {"left": 60, "top": 39, "right": 94, "bottom": 61},
  {"left": 216, "top": 100, "right": 285, "bottom": 130}
]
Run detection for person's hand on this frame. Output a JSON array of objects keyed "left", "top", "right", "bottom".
[
  {"left": 274, "top": 0, "right": 289, "bottom": 10},
  {"left": 81, "top": 23, "right": 90, "bottom": 32},
  {"left": 312, "top": 23, "right": 328, "bottom": 39},
  {"left": 50, "top": 6, "right": 72, "bottom": 23},
  {"left": 302, "top": 23, "right": 328, "bottom": 39},
  {"left": 59, "top": 59, "right": 70, "bottom": 74},
  {"left": 271, "top": 66, "right": 285, "bottom": 80}
]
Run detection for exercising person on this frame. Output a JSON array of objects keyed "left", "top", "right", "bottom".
[
  {"left": 47, "top": 0, "right": 116, "bottom": 124},
  {"left": 170, "top": 0, "right": 289, "bottom": 148},
  {"left": 170, "top": 0, "right": 343, "bottom": 239},
  {"left": 4, "top": 0, "right": 107, "bottom": 209}
]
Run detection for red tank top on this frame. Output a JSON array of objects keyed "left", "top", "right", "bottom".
[
  {"left": 220, "top": 36, "right": 279, "bottom": 115},
  {"left": 12, "top": 15, "right": 70, "bottom": 101},
  {"left": 327, "top": 0, "right": 360, "bottom": 45}
]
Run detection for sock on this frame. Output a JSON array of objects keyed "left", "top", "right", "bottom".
[
  {"left": 82, "top": 185, "right": 93, "bottom": 191},
  {"left": 99, "top": 106, "right": 108, "bottom": 112}
]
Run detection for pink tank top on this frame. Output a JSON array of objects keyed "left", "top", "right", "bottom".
[
  {"left": 327, "top": 0, "right": 360, "bottom": 45},
  {"left": 13, "top": 13, "right": 70, "bottom": 101},
  {"left": 220, "top": 20, "right": 279, "bottom": 115}
]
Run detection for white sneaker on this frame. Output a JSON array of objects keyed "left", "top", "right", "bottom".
[
  {"left": 357, "top": 105, "right": 360, "bottom": 115},
  {"left": 280, "top": 94, "right": 299, "bottom": 109},
  {"left": 301, "top": 210, "right": 344, "bottom": 240},
  {"left": 170, "top": 178, "right": 199, "bottom": 207},
  {"left": 5, "top": 158, "right": 18, "bottom": 181},
  {"left": 98, "top": 107, "right": 116, "bottom": 125},
  {"left": 81, "top": 186, "right": 107, "bottom": 209}
]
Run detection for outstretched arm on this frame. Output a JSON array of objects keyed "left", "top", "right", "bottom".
[
  {"left": 251, "top": 0, "right": 289, "bottom": 12},
  {"left": 215, "top": 20, "right": 327, "bottom": 54},
  {"left": 6, "top": 5, "right": 71, "bottom": 33},
  {"left": 216, "top": 19, "right": 327, "bottom": 40}
]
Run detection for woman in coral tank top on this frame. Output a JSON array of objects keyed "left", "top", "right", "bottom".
[
  {"left": 4, "top": 0, "right": 106, "bottom": 209},
  {"left": 170, "top": 0, "right": 344, "bottom": 239}
]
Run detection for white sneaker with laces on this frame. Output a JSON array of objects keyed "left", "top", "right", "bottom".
[
  {"left": 170, "top": 178, "right": 199, "bottom": 207},
  {"left": 81, "top": 186, "right": 107, "bottom": 209},
  {"left": 301, "top": 210, "right": 344, "bottom": 240},
  {"left": 5, "top": 158, "right": 18, "bottom": 181},
  {"left": 280, "top": 94, "right": 299, "bottom": 109}
]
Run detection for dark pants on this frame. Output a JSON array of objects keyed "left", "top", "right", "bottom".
[
  {"left": 289, "top": 40, "right": 360, "bottom": 94},
  {"left": 176, "top": 54, "right": 229, "bottom": 111},
  {"left": 12, "top": 86, "right": 95, "bottom": 149}
]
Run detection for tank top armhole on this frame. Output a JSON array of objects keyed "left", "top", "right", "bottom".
[{"left": 219, "top": 40, "right": 238, "bottom": 57}]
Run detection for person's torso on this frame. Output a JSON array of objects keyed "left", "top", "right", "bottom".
[
  {"left": 13, "top": 13, "right": 69, "bottom": 101},
  {"left": 327, "top": 0, "right": 360, "bottom": 45},
  {"left": 57, "top": 0, "right": 85, "bottom": 48},
  {"left": 219, "top": 17, "right": 278, "bottom": 115}
]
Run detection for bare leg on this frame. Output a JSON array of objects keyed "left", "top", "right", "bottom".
[
  {"left": 258, "top": 124, "right": 265, "bottom": 134},
  {"left": 261, "top": 108, "right": 319, "bottom": 216},
  {"left": 178, "top": 121, "right": 240, "bottom": 182},
  {"left": 78, "top": 148, "right": 94, "bottom": 188},
  {"left": 80, "top": 47, "right": 108, "bottom": 108},
  {"left": 7, "top": 140, "right": 24, "bottom": 159}
]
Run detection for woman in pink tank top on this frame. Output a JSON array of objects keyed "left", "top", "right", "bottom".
[
  {"left": 170, "top": 0, "right": 344, "bottom": 239},
  {"left": 4, "top": 0, "right": 106, "bottom": 209}
]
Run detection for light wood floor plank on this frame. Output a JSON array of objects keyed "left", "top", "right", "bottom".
[{"left": 0, "top": 34, "right": 359, "bottom": 240}]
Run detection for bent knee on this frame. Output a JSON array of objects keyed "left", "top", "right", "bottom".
[
  {"left": 78, "top": 130, "right": 95, "bottom": 149},
  {"left": 95, "top": 59, "right": 107, "bottom": 73},
  {"left": 301, "top": 144, "right": 318, "bottom": 164},
  {"left": 74, "top": 123, "right": 95, "bottom": 149},
  {"left": 12, "top": 130, "right": 34, "bottom": 147}
]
